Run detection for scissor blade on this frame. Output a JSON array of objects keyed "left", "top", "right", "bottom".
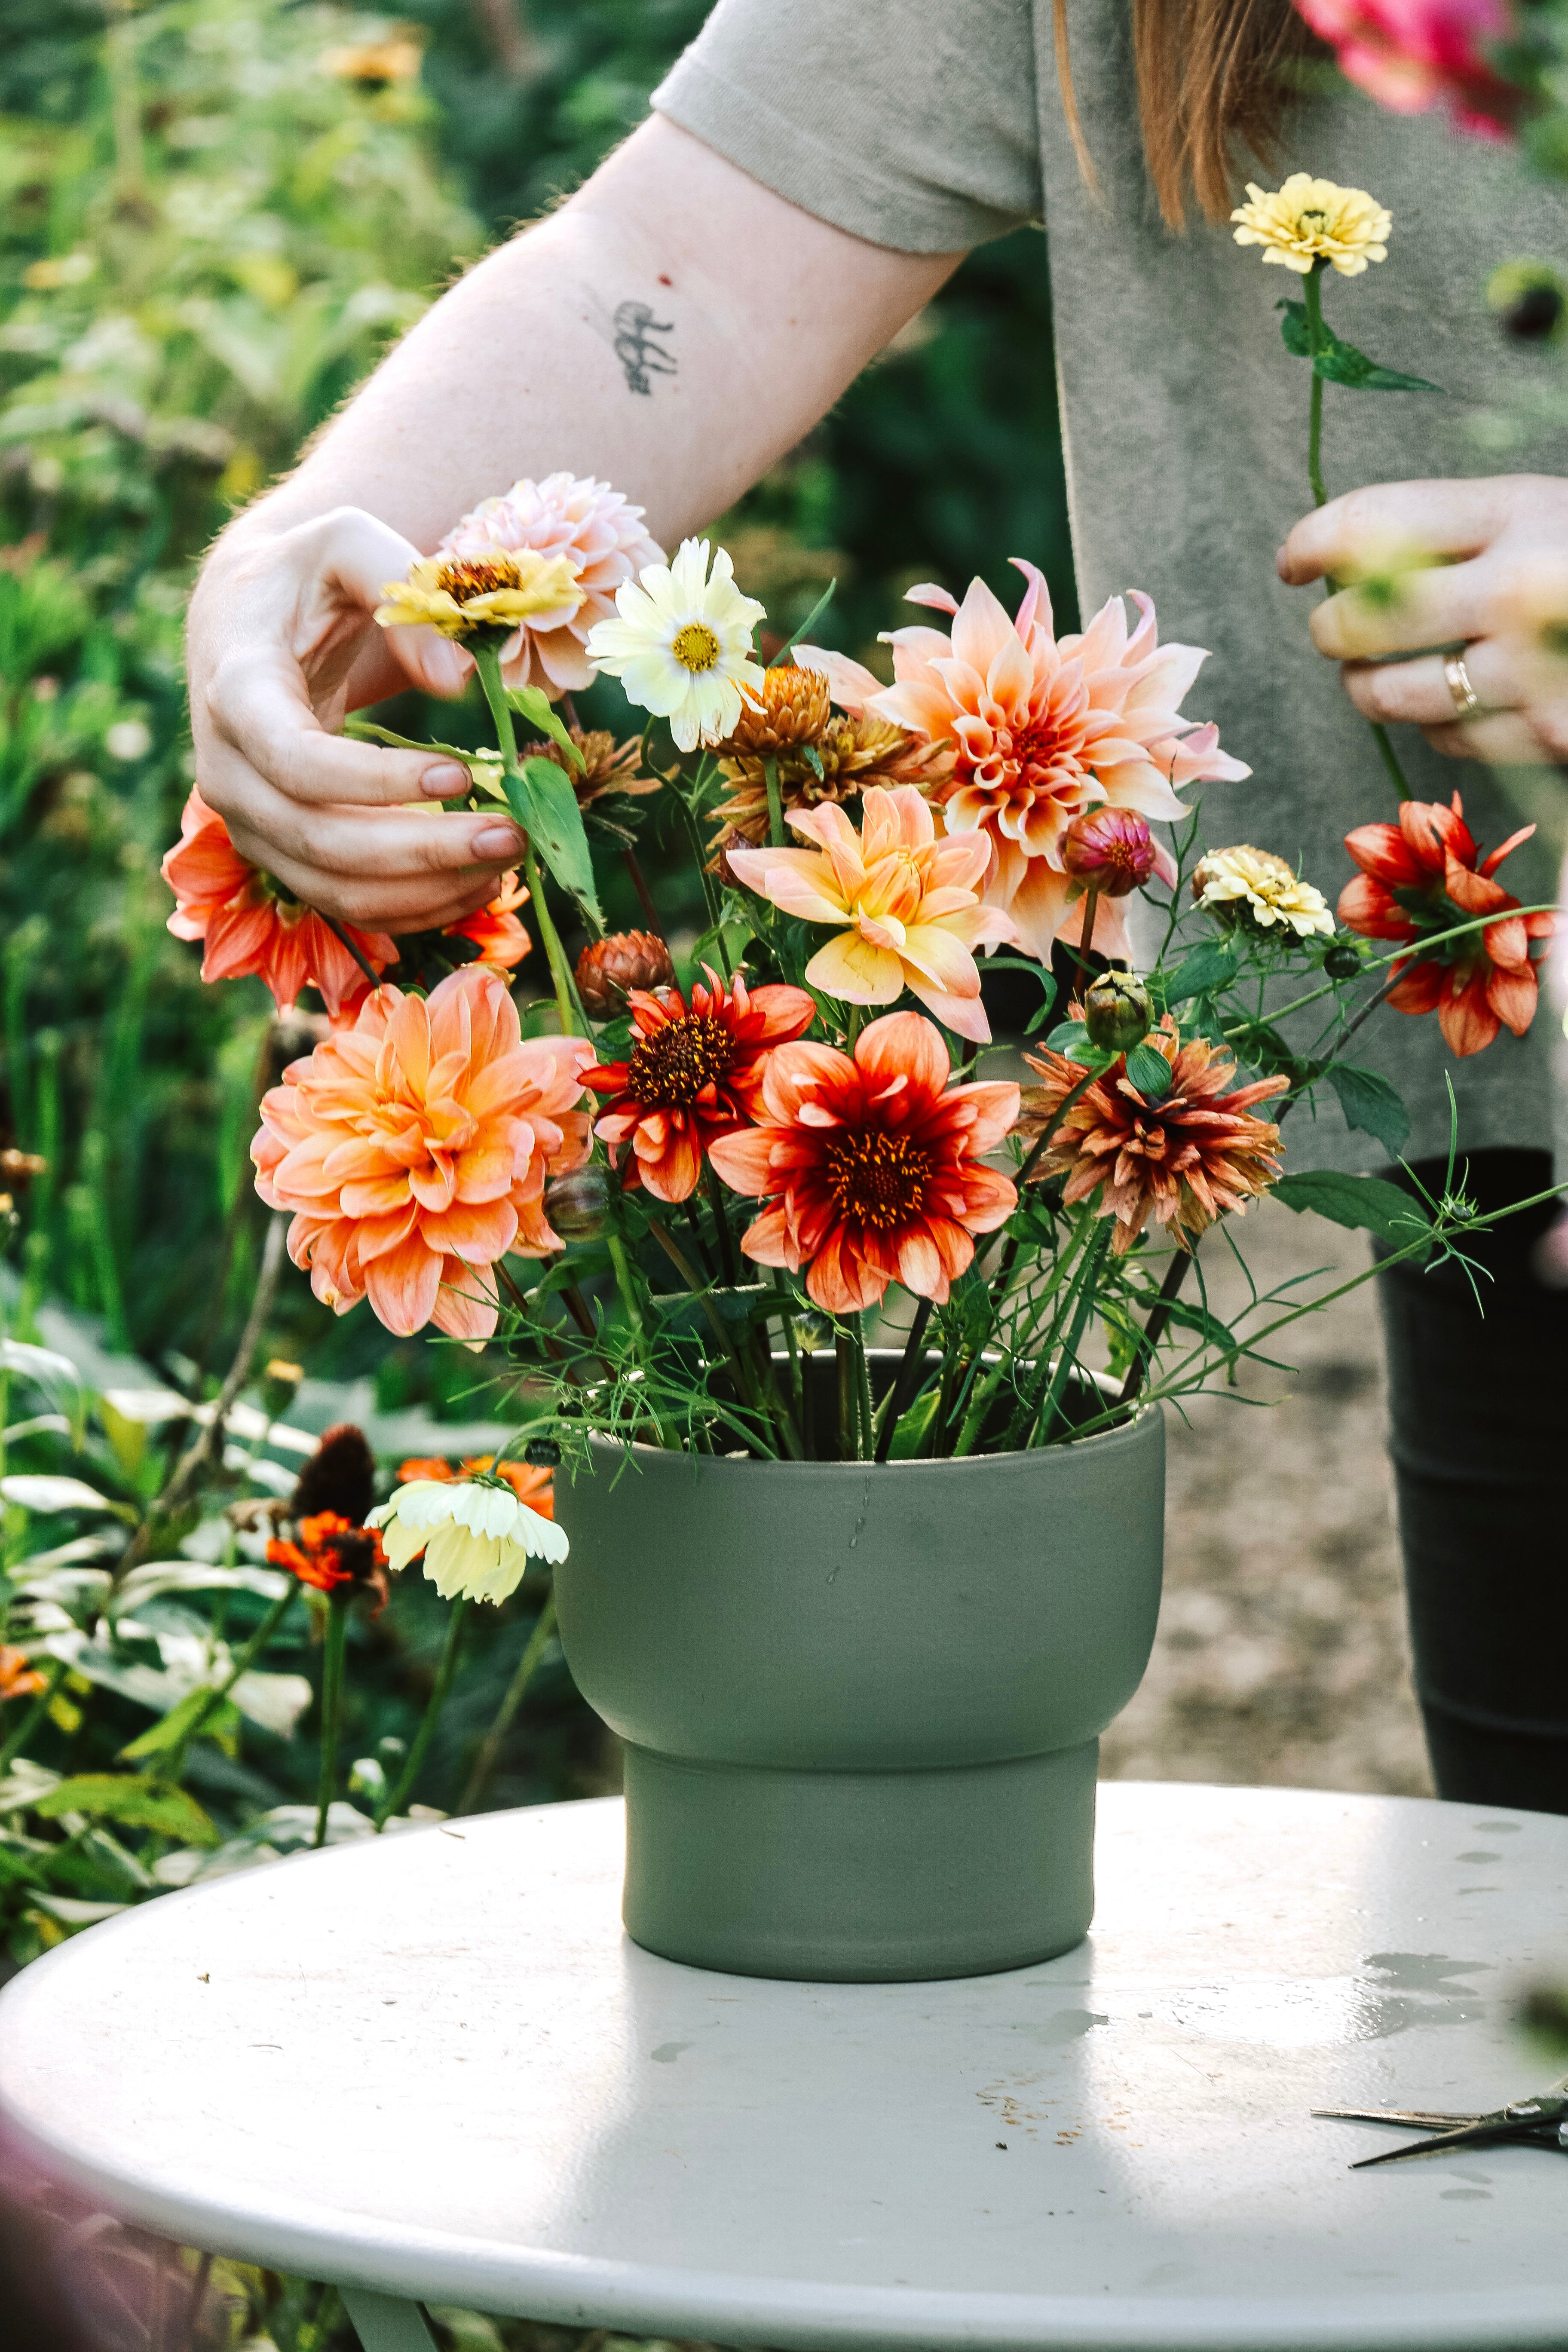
[
  {"left": 1350, "top": 2119, "right": 1559, "bottom": 2168},
  {"left": 1314, "top": 2108, "right": 1479, "bottom": 2130}
]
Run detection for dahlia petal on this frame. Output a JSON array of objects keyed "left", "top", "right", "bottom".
[
  {"left": 904, "top": 978, "right": 992, "bottom": 1044},
  {"left": 737, "top": 1199, "right": 796, "bottom": 1270},
  {"left": 854, "top": 1012, "right": 949, "bottom": 1118},
  {"left": 1438, "top": 970, "right": 1501, "bottom": 1056},
  {"left": 364, "top": 1232, "right": 444, "bottom": 1337},
  {"left": 1344, "top": 821, "right": 1424, "bottom": 889},
  {"left": 1486, "top": 961, "right": 1539, "bottom": 1037},
  {"left": 707, "top": 1127, "right": 779, "bottom": 1197},
  {"left": 788, "top": 644, "right": 889, "bottom": 715},
  {"left": 430, "top": 1259, "right": 501, "bottom": 1341},
  {"left": 805, "top": 931, "right": 906, "bottom": 1005},
  {"left": 805, "top": 1227, "right": 886, "bottom": 1316}
]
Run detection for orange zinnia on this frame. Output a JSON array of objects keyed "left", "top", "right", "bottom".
[
  {"left": 252, "top": 964, "right": 594, "bottom": 1340},
  {"left": 162, "top": 787, "right": 397, "bottom": 1019},
  {"left": 444, "top": 872, "right": 532, "bottom": 972},
  {"left": 1338, "top": 791, "right": 1554, "bottom": 1057},
  {"left": 1021, "top": 1026, "right": 1286, "bottom": 1255},
  {"left": 583, "top": 968, "right": 815, "bottom": 1202},
  {"left": 396, "top": 1454, "right": 554, "bottom": 1517},
  {"left": 267, "top": 1511, "right": 388, "bottom": 1597},
  {"left": 707, "top": 1010, "right": 1020, "bottom": 1313}
]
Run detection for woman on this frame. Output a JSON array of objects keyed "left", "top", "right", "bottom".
[{"left": 186, "top": 0, "right": 1568, "bottom": 1807}]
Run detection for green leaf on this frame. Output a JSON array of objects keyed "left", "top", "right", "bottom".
[
  {"left": 1045, "top": 1020, "right": 1090, "bottom": 1056},
  {"left": 118, "top": 1682, "right": 226, "bottom": 1762},
  {"left": 33, "top": 1773, "right": 220, "bottom": 1847},
  {"left": 1327, "top": 1063, "right": 1412, "bottom": 1158},
  {"left": 503, "top": 757, "right": 603, "bottom": 927},
  {"left": 506, "top": 686, "right": 584, "bottom": 770},
  {"left": 1274, "top": 1169, "right": 1432, "bottom": 1256},
  {"left": 890, "top": 1382, "right": 941, "bottom": 1461},
  {"left": 1277, "top": 302, "right": 1442, "bottom": 392},
  {"left": 770, "top": 577, "right": 838, "bottom": 667},
  {"left": 1161, "top": 937, "right": 1237, "bottom": 1005},
  {"left": 1125, "top": 1044, "right": 1174, "bottom": 1100},
  {"left": 937, "top": 1262, "right": 992, "bottom": 1354}
]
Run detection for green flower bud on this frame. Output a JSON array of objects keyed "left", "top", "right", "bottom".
[
  {"left": 1323, "top": 940, "right": 1362, "bottom": 980},
  {"left": 1082, "top": 971, "right": 1154, "bottom": 1054}
]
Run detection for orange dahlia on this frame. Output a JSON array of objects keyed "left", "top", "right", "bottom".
[
  {"left": 162, "top": 787, "right": 397, "bottom": 1019},
  {"left": 583, "top": 968, "right": 816, "bottom": 1203},
  {"left": 1338, "top": 791, "right": 1554, "bottom": 1057},
  {"left": 252, "top": 964, "right": 594, "bottom": 1339},
  {"left": 1020, "top": 1026, "right": 1286, "bottom": 1254},
  {"left": 707, "top": 1010, "right": 1020, "bottom": 1314},
  {"left": 443, "top": 871, "right": 532, "bottom": 971}
]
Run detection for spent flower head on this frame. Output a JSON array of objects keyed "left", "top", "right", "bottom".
[{"left": 1231, "top": 175, "right": 1391, "bottom": 275}]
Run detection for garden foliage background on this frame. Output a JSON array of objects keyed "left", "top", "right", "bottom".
[{"left": 0, "top": 0, "right": 1075, "bottom": 1945}]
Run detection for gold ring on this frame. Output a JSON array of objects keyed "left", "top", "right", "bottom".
[{"left": 1444, "top": 650, "right": 1483, "bottom": 721}]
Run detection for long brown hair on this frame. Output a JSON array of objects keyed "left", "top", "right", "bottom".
[{"left": 1054, "top": 0, "right": 1315, "bottom": 228}]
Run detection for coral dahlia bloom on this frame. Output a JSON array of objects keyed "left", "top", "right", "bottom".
[
  {"left": 1020, "top": 1027, "right": 1287, "bottom": 1255},
  {"left": 251, "top": 964, "right": 594, "bottom": 1340},
  {"left": 162, "top": 788, "right": 396, "bottom": 1019},
  {"left": 583, "top": 968, "right": 815, "bottom": 1203},
  {"left": 867, "top": 564, "right": 1248, "bottom": 962},
  {"left": 438, "top": 473, "right": 665, "bottom": 695},
  {"left": 1338, "top": 792, "right": 1553, "bottom": 1056},
  {"left": 707, "top": 1010, "right": 1020, "bottom": 1314},
  {"left": 444, "top": 871, "right": 531, "bottom": 971},
  {"left": 726, "top": 784, "right": 1019, "bottom": 1044}
]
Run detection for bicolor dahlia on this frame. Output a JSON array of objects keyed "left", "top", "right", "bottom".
[
  {"left": 860, "top": 566, "right": 1248, "bottom": 962},
  {"left": 585, "top": 539, "right": 766, "bottom": 752},
  {"left": 370, "top": 1475, "right": 567, "bottom": 1607},
  {"left": 1231, "top": 175, "right": 1393, "bottom": 274},
  {"left": 726, "top": 784, "right": 1019, "bottom": 1044},
  {"left": 162, "top": 787, "right": 397, "bottom": 1019},
  {"left": 707, "top": 1010, "right": 1020, "bottom": 1314},
  {"left": 444, "top": 871, "right": 532, "bottom": 971},
  {"left": 251, "top": 964, "right": 594, "bottom": 1338},
  {"left": 437, "top": 472, "right": 664, "bottom": 694},
  {"left": 1193, "top": 845, "right": 1335, "bottom": 938},
  {"left": 1338, "top": 792, "right": 1553, "bottom": 1055},
  {"left": 1289, "top": 0, "right": 1518, "bottom": 136},
  {"left": 583, "top": 968, "right": 815, "bottom": 1202},
  {"left": 1019, "top": 1027, "right": 1287, "bottom": 1254}
]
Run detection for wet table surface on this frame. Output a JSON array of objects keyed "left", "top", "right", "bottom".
[{"left": 1, "top": 1784, "right": 1565, "bottom": 2352}]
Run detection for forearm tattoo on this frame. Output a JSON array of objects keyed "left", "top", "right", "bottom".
[{"left": 613, "top": 299, "right": 677, "bottom": 396}]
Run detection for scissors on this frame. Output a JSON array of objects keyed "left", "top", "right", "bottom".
[{"left": 1313, "top": 2081, "right": 1568, "bottom": 2168}]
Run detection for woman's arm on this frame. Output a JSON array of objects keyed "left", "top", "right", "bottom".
[
  {"left": 187, "top": 115, "right": 961, "bottom": 930},
  {"left": 1278, "top": 475, "right": 1568, "bottom": 770}
]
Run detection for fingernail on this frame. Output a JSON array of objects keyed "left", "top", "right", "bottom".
[
  {"left": 472, "top": 824, "right": 525, "bottom": 859},
  {"left": 1275, "top": 545, "right": 1290, "bottom": 578},
  {"left": 423, "top": 761, "right": 469, "bottom": 795}
]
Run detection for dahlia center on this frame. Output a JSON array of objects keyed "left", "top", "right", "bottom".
[
  {"left": 671, "top": 622, "right": 721, "bottom": 673},
  {"left": 438, "top": 556, "right": 525, "bottom": 603},
  {"left": 823, "top": 1129, "right": 933, "bottom": 1230},
  {"left": 626, "top": 1013, "right": 736, "bottom": 1107}
]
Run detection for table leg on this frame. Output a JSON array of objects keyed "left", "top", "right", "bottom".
[{"left": 339, "top": 2286, "right": 440, "bottom": 2350}]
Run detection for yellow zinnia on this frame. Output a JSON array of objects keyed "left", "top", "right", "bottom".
[
  {"left": 375, "top": 549, "right": 581, "bottom": 641},
  {"left": 1231, "top": 175, "right": 1391, "bottom": 276}
]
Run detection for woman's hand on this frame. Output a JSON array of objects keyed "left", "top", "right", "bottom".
[
  {"left": 1277, "top": 474, "right": 1568, "bottom": 769},
  {"left": 188, "top": 505, "right": 527, "bottom": 932}
]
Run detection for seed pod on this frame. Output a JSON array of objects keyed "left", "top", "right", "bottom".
[
  {"left": 545, "top": 1166, "right": 612, "bottom": 1240},
  {"left": 1083, "top": 971, "right": 1154, "bottom": 1054},
  {"left": 1323, "top": 940, "right": 1362, "bottom": 980},
  {"left": 1504, "top": 285, "right": 1565, "bottom": 341},
  {"left": 524, "top": 1437, "right": 561, "bottom": 1467},
  {"left": 575, "top": 929, "right": 674, "bottom": 1016}
]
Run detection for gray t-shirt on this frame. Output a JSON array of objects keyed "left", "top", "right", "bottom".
[{"left": 653, "top": 0, "right": 1568, "bottom": 1169}]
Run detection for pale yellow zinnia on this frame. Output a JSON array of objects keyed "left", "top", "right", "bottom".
[
  {"left": 375, "top": 549, "right": 581, "bottom": 642},
  {"left": 1231, "top": 175, "right": 1391, "bottom": 276},
  {"left": 1193, "top": 845, "right": 1335, "bottom": 939}
]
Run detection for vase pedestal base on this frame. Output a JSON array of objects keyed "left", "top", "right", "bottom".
[{"left": 620, "top": 1736, "right": 1098, "bottom": 1983}]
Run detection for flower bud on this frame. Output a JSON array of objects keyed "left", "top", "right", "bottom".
[
  {"left": 545, "top": 1166, "right": 612, "bottom": 1240},
  {"left": 524, "top": 1436, "right": 561, "bottom": 1467},
  {"left": 1061, "top": 809, "right": 1156, "bottom": 897},
  {"left": 1323, "top": 940, "right": 1362, "bottom": 980},
  {"left": 1083, "top": 971, "right": 1154, "bottom": 1053},
  {"left": 576, "top": 928, "right": 674, "bottom": 1017}
]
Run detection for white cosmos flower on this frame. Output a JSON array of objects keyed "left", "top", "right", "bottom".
[
  {"left": 584, "top": 538, "right": 766, "bottom": 752},
  {"left": 368, "top": 1477, "right": 567, "bottom": 1606}
]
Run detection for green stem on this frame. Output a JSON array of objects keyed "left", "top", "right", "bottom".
[
  {"left": 675, "top": 790, "right": 733, "bottom": 974},
  {"left": 853, "top": 1318, "right": 876, "bottom": 1462},
  {"left": 763, "top": 753, "right": 785, "bottom": 848},
  {"left": 704, "top": 1162, "right": 740, "bottom": 1286},
  {"left": 456, "top": 1595, "right": 557, "bottom": 1815},
  {"left": 874, "top": 1297, "right": 934, "bottom": 1463},
  {"left": 375, "top": 1597, "right": 470, "bottom": 1830},
  {"left": 1303, "top": 264, "right": 1328, "bottom": 511},
  {"left": 1368, "top": 720, "right": 1414, "bottom": 803},
  {"left": 0, "top": 1656, "right": 67, "bottom": 1776},
  {"left": 1024, "top": 1226, "right": 1113, "bottom": 1448},
  {"left": 605, "top": 1231, "right": 678, "bottom": 1448},
  {"left": 165, "top": 1584, "right": 296, "bottom": 1783},
  {"left": 312, "top": 1591, "right": 349, "bottom": 1849},
  {"left": 1222, "top": 903, "right": 1563, "bottom": 1038},
  {"left": 836, "top": 1330, "right": 857, "bottom": 1461},
  {"left": 475, "top": 646, "right": 582, "bottom": 1034}
]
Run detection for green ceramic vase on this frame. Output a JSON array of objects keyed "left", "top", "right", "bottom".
[{"left": 552, "top": 1363, "right": 1164, "bottom": 1983}]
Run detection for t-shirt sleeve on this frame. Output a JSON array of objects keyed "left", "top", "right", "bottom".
[{"left": 651, "top": 0, "right": 1042, "bottom": 254}]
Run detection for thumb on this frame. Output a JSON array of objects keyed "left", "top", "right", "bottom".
[{"left": 387, "top": 625, "right": 472, "bottom": 699}]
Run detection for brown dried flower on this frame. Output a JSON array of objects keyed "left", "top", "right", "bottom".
[
  {"left": 576, "top": 929, "right": 676, "bottom": 1017},
  {"left": 710, "top": 711, "right": 954, "bottom": 861},
  {"left": 523, "top": 727, "right": 660, "bottom": 807},
  {"left": 711, "top": 665, "right": 832, "bottom": 758},
  {"left": 290, "top": 1422, "right": 377, "bottom": 1528},
  {"left": 1017, "top": 1024, "right": 1287, "bottom": 1255}
]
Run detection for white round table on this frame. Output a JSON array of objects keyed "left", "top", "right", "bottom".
[{"left": 1, "top": 1784, "right": 1564, "bottom": 2352}]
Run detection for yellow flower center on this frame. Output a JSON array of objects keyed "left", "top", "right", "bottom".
[
  {"left": 824, "top": 1129, "right": 933, "bottom": 1231},
  {"left": 626, "top": 1011, "right": 736, "bottom": 1107},
  {"left": 671, "top": 622, "right": 721, "bottom": 673}
]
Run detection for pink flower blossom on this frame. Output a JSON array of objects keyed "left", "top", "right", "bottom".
[
  {"left": 864, "top": 563, "right": 1249, "bottom": 962},
  {"left": 438, "top": 472, "right": 664, "bottom": 697},
  {"left": 1292, "top": 0, "right": 1519, "bottom": 136}
]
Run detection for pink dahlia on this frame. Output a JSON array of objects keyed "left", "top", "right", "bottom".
[
  {"left": 439, "top": 472, "right": 664, "bottom": 697},
  {"left": 1292, "top": 0, "right": 1519, "bottom": 136},
  {"left": 863, "top": 564, "right": 1249, "bottom": 962}
]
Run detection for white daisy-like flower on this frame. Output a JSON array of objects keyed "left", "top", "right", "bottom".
[
  {"left": 584, "top": 538, "right": 766, "bottom": 752},
  {"left": 368, "top": 1476, "right": 567, "bottom": 1606}
]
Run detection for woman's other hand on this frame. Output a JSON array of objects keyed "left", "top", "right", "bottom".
[{"left": 1278, "top": 475, "right": 1568, "bottom": 769}]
